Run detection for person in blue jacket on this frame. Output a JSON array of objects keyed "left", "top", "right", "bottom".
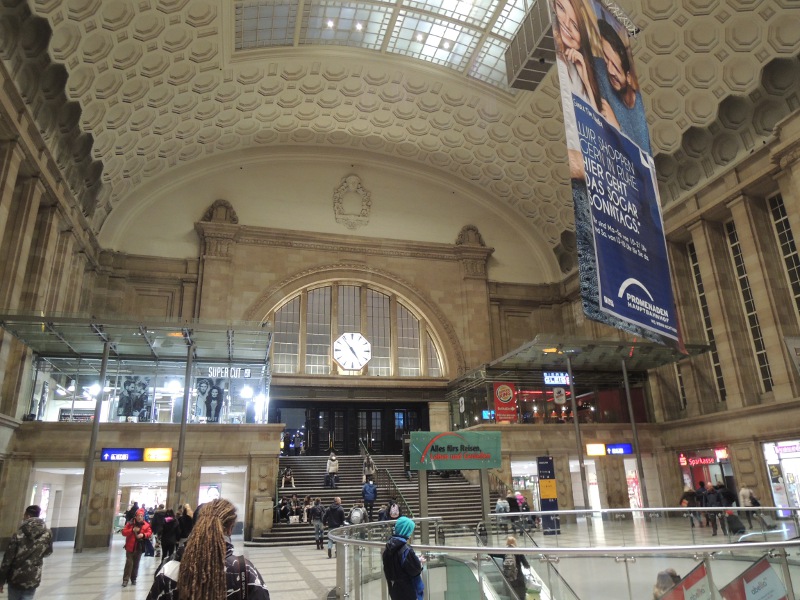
[
  {"left": 362, "top": 478, "right": 378, "bottom": 522},
  {"left": 382, "top": 516, "right": 424, "bottom": 600}
]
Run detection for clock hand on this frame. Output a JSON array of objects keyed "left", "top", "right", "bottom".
[{"left": 345, "top": 341, "right": 359, "bottom": 359}]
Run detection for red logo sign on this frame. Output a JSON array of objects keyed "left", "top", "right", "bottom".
[{"left": 493, "top": 382, "right": 518, "bottom": 423}]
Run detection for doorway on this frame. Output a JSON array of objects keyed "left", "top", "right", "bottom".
[{"left": 358, "top": 409, "right": 383, "bottom": 453}]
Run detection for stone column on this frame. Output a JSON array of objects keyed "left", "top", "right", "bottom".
[
  {"left": 83, "top": 461, "right": 122, "bottom": 548},
  {"left": 597, "top": 456, "right": 628, "bottom": 509},
  {"left": 727, "top": 194, "right": 798, "bottom": 400},
  {"left": 687, "top": 219, "right": 761, "bottom": 409},
  {"left": 553, "top": 454, "right": 574, "bottom": 511},
  {"left": 44, "top": 228, "right": 76, "bottom": 313}
]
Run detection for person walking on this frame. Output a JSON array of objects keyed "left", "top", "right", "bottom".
[
  {"left": 310, "top": 498, "right": 325, "bottom": 550},
  {"left": 679, "top": 486, "right": 702, "bottom": 528},
  {"left": 121, "top": 508, "right": 152, "bottom": 587},
  {"left": 160, "top": 509, "right": 181, "bottom": 561},
  {"left": 362, "top": 478, "right": 378, "bottom": 522},
  {"left": 362, "top": 454, "right": 376, "bottom": 484},
  {"left": 146, "top": 498, "right": 270, "bottom": 599},
  {"left": 322, "top": 497, "right": 345, "bottom": 559},
  {"left": 0, "top": 505, "right": 53, "bottom": 600},
  {"left": 382, "top": 516, "right": 424, "bottom": 600},
  {"left": 501, "top": 536, "right": 531, "bottom": 600},
  {"left": 150, "top": 504, "right": 166, "bottom": 558},
  {"left": 704, "top": 482, "right": 724, "bottom": 536},
  {"left": 326, "top": 452, "right": 339, "bottom": 488},
  {"left": 738, "top": 484, "right": 756, "bottom": 529}
]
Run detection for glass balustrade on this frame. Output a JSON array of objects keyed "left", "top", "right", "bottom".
[{"left": 328, "top": 507, "right": 800, "bottom": 600}]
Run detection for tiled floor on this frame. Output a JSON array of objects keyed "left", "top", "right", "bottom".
[
  {"left": 8, "top": 517, "right": 798, "bottom": 600},
  {"left": 15, "top": 538, "right": 337, "bottom": 600}
]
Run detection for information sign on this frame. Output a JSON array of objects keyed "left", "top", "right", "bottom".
[
  {"left": 144, "top": 448, "right": 173, "bottom": 462},
  {"left": 543, "top": 372, "right": 570, "bottom": 385},
  {"left": 101, "top": 447, "right": 144, "bottom": 462},
  {"left": 537, "top": 456, "right": 560, "bottom": 535},
  {"left": 410, "top": 431, "right": 501, "bottom": 471},
  {"left": 606, "top": 443, "right": 633, "bottom": 455}
]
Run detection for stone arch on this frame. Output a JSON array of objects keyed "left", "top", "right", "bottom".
[{"left": 243, "top": 262, "right": 467, "bottom": 376}]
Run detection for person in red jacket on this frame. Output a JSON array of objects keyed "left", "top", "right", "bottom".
[{"left": 121, "top": 509, "right": 152, "bottom": 587}]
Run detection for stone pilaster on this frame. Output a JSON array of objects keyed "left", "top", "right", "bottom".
[
  {"left": 729, "top": 441, "right": 771, "bottom": 502},
  {"left": 0, "top": 454, "right": 33, "bottom": 546},
  {"left": 428, "top": 401, "right": 451, "bottom": 432},
  {"left": 20, "top": 205, "right": 60, "bottom": 312},
  {"left": 687, "top": 219, "right": 761, "bottom": 409},
  {"left": 454, "top": 226, "right": 494, "bottom": 368},
  {"left": 83, "top": 461, "right": 122, "bottom": 548},
  {"left": 44, "top": 228, "right": 76, "bottom": 313},
  {"left": 194, "top": 220, "right": 239, "bottom": 320},
  {"left": 169, "top": 454, "right": 200, "bottom": 510},
  {"left": 0, "top": 142, "right": 25, "bottom": 248},
  {"left": 247, "top": 453, "right": 279, "bottom": 539},
  {"left": 553, "top": 454, "right": 574, "bottom": 511},
  {"left": 597, "top": 456, "right": 628, "bottom": 509},
  {"left": 727, "top": 194, "right": 799, "bottom": 400}
]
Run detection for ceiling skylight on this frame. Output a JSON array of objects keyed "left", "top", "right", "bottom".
[{"left": 234, "top": 0, "right": 542, "bottom": 92}]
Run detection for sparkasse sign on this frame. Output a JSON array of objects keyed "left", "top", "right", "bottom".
[{"left": 409, "top": 431, "right": 501, "bottom": 471}]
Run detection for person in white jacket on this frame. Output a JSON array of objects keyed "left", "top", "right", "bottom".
[
  {"left": 326, "top": 453, "right": 339, "bottom": 488},
  {"left": 738, "top": 485, "right": 756, "bottom": 528}
]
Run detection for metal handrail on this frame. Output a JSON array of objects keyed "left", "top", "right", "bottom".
[{"left": 379, "top": 468, "right": 415, "bottom": 519}]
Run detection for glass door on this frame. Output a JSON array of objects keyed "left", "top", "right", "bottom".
[{"left": 357, "top": 410, "right": 383, "bottom": 454}]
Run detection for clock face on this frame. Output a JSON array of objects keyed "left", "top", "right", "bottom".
[{"left": 332, "top": 332, "right": 372, "bottom": 371}]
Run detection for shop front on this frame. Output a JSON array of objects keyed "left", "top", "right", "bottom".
[
  {"left": 678, "top": 447, "right": 734, "bottom": 491},
  {"left": 762, "top": 441, "right": 800, "bottom": 515}
]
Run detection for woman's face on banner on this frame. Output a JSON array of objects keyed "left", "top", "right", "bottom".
[{"left": 555, "top": 0, "right": 581, "bottom": 51}]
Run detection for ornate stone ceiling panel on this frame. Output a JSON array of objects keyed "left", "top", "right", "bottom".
[{"left": 2, "top": 0, "right": 799, "bottom": 271}]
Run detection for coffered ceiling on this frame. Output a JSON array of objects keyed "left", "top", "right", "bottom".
[{"left": 1, "top": 0, "right": 799, "bottom": 272}]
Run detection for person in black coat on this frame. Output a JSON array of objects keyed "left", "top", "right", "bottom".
[
  {"left": 158, "top": 509, "right": 181, "bottom": 560},
  {"left": 506, "top": 493, "right": 524, "bottom": 535},
  {"left": 704, "top": 483, "right": 724, "bottom": 536},
  {"left": 322, "top": 497, "right": 345, "bottom": 559}
]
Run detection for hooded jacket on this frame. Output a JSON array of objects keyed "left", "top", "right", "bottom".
[
  {"left": 382, "top": 517, "right": 423, "bottom": 600},
  {"left": 323, "top": 501, "right": 345, "bottom": 529},
  {"left": 0, "top": 517, "right": 53, "bottom": 590},
  {"left": 327, "top": 455, "right": 339, "bottom": 474}
]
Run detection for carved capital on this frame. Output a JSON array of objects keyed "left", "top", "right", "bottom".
[{"left": 194, "top": 221, "right": 240, "bottom": 258}]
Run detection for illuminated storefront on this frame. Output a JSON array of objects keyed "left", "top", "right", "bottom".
[
  {"left": 762, "top": 441, "right": 800, "bottom": 515},
  {"left": 678, "top": 447, "right": 733, "bottom": 490}
]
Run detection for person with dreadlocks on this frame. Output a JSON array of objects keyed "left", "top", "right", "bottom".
[{"left": 146, "top": 499, "right": 270, "bottom": 600}]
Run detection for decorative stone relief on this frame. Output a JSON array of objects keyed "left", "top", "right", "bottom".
[
  {"left": 455, "top": 224, "right": 486, "bottom": 247},
  {"left": 202, "top": 199, "right": 239, "bottom": 224},
  {"left": 332, "top": 174, "right": 371, "bottom": 230}
]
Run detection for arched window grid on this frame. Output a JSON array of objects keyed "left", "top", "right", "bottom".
[{"left": 270, "top": 281, "right": 446, "bottom": 378}]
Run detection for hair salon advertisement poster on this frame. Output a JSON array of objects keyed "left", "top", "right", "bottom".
[
  {"left": 550, "top": 0, "right": 684, "bottom": 352},
  {"left": 660, "top": 563, "right": 715, "bottom": 600},
  {"left": 718, "top": 557, "right": 788, "bottom": 600}
]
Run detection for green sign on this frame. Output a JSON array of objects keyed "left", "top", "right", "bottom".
[{"left": 410, "top": 431, "right": 502, "bottom": 471}]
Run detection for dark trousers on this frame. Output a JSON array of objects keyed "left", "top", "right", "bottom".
[
  {"left": 123, "top": 549, "right": 142, "bottom": 583},
  {"left": 364, "top": 501, "right": 374, "bottom": 521}
]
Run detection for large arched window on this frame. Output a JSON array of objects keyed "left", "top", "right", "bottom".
[{"left": 270, "top": 283, "right": 445, "bottom": 378}]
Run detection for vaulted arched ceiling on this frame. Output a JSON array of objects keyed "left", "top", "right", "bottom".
[{"left": 1, "top": 0, "right": 799, "bottom": 273}]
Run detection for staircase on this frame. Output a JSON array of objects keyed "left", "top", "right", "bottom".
[{"left": 246, "top": 454, "right": 485, "bottom": 547}]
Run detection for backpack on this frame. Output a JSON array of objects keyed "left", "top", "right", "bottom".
[
  {"left": 503, "top": 553, "right": 518, "bottom": 581},
  {"left": 389, "top": 502, "right": 400, "bottom": 519}
]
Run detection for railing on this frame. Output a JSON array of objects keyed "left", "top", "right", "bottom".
[
  {"left": 327, "top": 506, "right": 800, "bottom": 600},
  {"left": 375, "top": 468, "right": 415, "bottom": 519}
]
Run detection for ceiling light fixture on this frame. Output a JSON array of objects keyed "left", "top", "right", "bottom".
[
  {"left": 327, "top": 20, "right": 335, "bottom": 28},
  {"left": 355, "top": 22, "right": 363, "bottom": 31}
]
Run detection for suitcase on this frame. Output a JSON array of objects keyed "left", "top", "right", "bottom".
[{"left": 726, "top": 513, "right": 746, "bottom": 535}]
